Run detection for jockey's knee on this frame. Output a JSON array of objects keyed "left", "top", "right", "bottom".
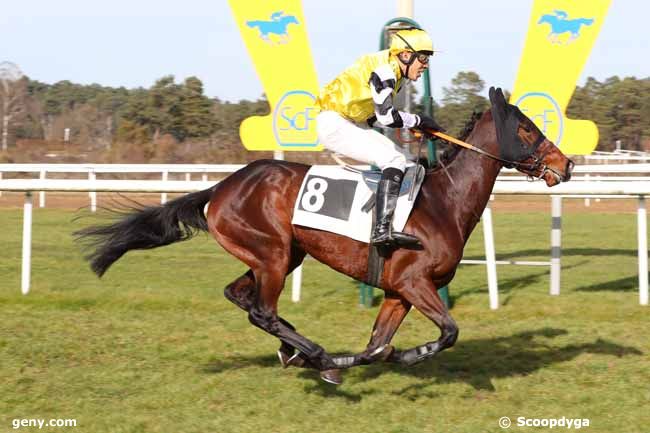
[{"left": 377, "top": 153, "right": 407, "bottom": 173}]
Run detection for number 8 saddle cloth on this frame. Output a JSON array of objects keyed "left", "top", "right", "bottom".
[{"left": 291, "top": 164, "right": 425, "bottom": 243}]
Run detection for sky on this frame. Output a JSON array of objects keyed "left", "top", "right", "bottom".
[{"left": 1, "top": 0, "right": 648, "bottom": 102}]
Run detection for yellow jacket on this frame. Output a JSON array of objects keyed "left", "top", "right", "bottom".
[{"left": 316, "top": 50, "right": 404, "bottom": 124}]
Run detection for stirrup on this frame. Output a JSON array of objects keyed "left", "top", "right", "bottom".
[
  {"left": 392, "top": 232, "right": 423, "bottom": 247},
  {"left": 371, "top": 231, "right": 422, "bottom": 248}
]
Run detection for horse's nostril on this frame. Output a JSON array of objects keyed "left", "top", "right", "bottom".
[{"left": 565, "top": 160, "right": 575, "bottom": 181}]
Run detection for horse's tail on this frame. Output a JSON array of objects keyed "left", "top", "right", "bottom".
[
  {"left": 75, "top": 187, "right": 215, "bottom": 277},
  {"left": 246, "top": 20, "right": 262, "bottom": 28}
]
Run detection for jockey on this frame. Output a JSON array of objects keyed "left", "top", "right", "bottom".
[{"left": 315, "top": 28, "right": 444, "bottom": 248}]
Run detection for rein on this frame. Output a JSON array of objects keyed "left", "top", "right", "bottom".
[{"left": 427, "top": 130, "right": 550, "bottom": 180}]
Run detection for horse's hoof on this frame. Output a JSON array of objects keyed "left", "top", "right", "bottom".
[
  {"left": 277, "top": 350, "right": 291, "bottom": 368},
  {"left": 320, "top": 369, "right": 343, "bottom": 385},
  {"left": 285, "top": 352, "right": 306, "bottom": 368},
  {"left": 369, "top": 344, "right": 395, "bottom": 361}
]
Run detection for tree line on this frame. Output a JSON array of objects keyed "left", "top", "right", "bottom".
[{"left": 0, "top": 68, "right": 648, "bottom": 159}]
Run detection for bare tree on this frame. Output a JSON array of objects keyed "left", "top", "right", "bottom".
[{"left": 0, "top": 61, "right": 26, "bottom": 151}]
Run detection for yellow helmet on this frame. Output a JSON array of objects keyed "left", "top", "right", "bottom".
[{"left": 389, "top": 28, "right": 434, "bottom": 55}]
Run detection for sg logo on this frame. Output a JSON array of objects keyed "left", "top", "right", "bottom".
[
  {"left": 273, "top": 90, "right": 319, "bottom": 148},
  {"left": 514, "top": 92, "right": 564, "bottom": 146}
]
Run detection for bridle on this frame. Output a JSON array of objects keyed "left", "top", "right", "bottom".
[{"left": 425, "top": 129, "right": 558, "bottom": 182}]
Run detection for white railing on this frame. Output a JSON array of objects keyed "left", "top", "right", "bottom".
[
  {"left": 0, "top": 163, "right": 246, "bottom": 209},
  {"left": 5, "top": 162, "right": 650, "bottom": 210},
  {"left": 1, "top": 177, "right": 648, "bottom": 309},
  {"left": 2, "top": 164, "right": 650, "bottom": 309}
]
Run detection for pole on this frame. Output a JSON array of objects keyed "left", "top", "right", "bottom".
[
  {"left": 21, "top": 192, "right": 33, "bottom": 295},
  {"left": 161, "top": 170, "right": 168, "bottom": 204},
  {"left": 39, "top": 170, "right": 46, "bottom": 208},
  {"left": 291, "top": 264, "right": 302, "bottom": 303},
  {"left": 482, "top": 202, "right": 499, "bottom": 309},
  {"left": 550, "top": 196, "right": 562, "bottom": 295},
  {"left": 638, "top": 196, "right": 648, "bottom": 305},
  {"left": 397, "top": 0, "right": 414, "bottom": 18},
  {"left": 89, "top": 170, "right": 97, "bottom": 212},
  {"left": 273, "top": 149, "right": 302, "bottom": 302}
]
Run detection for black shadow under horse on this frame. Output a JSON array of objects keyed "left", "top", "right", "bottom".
[{"left": 76, "top": 88, "right": 574, "bottom": 384}]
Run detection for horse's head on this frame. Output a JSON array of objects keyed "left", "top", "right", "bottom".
[{"left": 488, "top": 87, "right": 573, "bottom": 186}]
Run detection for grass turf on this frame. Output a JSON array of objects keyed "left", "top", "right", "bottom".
[{"left": 0, "top": 206, "right": 648, "bottom": 433}]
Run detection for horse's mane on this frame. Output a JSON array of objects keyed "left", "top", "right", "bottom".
[{"left": 436, "top": 111, "right": 484, "bottom": 167}]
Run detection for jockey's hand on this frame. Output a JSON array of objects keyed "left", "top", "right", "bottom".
[{"left": 416, "top": 114, "right": 445, "bottom": 135}]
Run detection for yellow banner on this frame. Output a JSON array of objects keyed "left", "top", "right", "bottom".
[
  {"left": 511, "top": 0, "right": 611, "bottom": 155},
  {"left": 228, "top": 1, "right": 321, "bottom": 151}
]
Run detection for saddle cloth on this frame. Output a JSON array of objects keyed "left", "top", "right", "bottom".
[{"left": 291, "top": 165, "right": 425, "bottom": 243}]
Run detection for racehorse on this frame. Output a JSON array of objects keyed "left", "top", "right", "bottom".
[
  {"left": 75, "top": 88, "right": 574, "bottom": 385},
  {"left": 538, "top": 11, "right": 594, "bottom": 44}
]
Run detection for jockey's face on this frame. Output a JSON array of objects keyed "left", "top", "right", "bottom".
[{"left": 398, "top": 51, "right": 430, "bottom": 81}]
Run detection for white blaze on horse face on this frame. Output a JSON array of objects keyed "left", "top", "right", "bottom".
[{"left": 203, "top": 203, "right": 210, "bottom": 218}]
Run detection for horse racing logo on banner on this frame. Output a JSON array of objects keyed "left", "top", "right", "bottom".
[
  {"left": 538, "top": 10, "right": 594, "bottom": 45},
  {"left": 246, "top": 11, "right": 299, "bottom": 44},
  {"left": 273, "top": 90, "right": 319, "bottom": 148}
]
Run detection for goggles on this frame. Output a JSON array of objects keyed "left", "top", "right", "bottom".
[
  {"left": 394, "top": 32, "right": 432, "bottom": 65},
  {"left": 413, "top": 52, "right": 430, "bottom": 64}
]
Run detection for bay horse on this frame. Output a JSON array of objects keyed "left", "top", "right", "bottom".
[{"left": 76, "top": 88, "right": 574, "bottom": 385}]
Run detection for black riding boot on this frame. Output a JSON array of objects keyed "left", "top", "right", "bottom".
[{"left": 370, "top": 168, "right": 422, "bottom": 248}]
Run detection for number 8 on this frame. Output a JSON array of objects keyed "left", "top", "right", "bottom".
[{"left": 301, "top": 177, "right": 328, "bottom": 212}]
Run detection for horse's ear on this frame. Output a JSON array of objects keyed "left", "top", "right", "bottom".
[
  {"left": 489, "top": 86, "right": 506, "bottom": 116},
  {"left": 496, "top": 87, "right": 507, "bottom": 105}
]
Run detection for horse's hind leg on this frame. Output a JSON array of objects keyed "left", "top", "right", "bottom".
[
  {"left": 223, "top": 259, "right": 304, "bottom": 367},
  {"left": 247, "top": 265, "right": 341, "bottom": 383},
  {"left": 223, "top": 270, "right": 256, "bottom": 311},
  {"left": 330, "top": 294, "right": 411, "bottom": 369},
  {"left": 387, "top": 278, "right": 459, "bottom": 366}
]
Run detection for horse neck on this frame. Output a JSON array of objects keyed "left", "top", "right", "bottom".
[{"left": 436, "top": 118, "right": 503, "bottom": 241}]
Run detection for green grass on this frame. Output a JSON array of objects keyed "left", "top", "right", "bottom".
[{"left": 1, "top": 207, "right": 648, "bottom": 433}]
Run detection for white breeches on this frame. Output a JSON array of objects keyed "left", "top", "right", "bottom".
[{"left": 316, "top": 111, "right": 415, "bottom": 172}]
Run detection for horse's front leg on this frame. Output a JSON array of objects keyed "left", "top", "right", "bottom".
[
  {"left": 330, "top": 294, "right": 411, "bottom": 369},
  {"left": 387, "top": 278, "right": 459, "bottom": 366}
]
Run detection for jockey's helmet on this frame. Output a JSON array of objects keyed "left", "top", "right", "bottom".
[{"left": 389, "top": 28, "right": 434, "bottom": 57}]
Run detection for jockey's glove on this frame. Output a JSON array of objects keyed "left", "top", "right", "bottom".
[{"left": 416, "top": 114, "right": 446, "bottom": 134}]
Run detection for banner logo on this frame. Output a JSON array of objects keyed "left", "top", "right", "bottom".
[
  {"left": 515, "top": 92, "right": 564, "bottom": 145},
  {"left": 273, "top": 90, "right": 319, "bottom": 147},
  {"left": 538, "top": 10, "right": 594, "bottom": 45},
  {"left": 246, "top": 12, "right": 299, "bottom": 44}
]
